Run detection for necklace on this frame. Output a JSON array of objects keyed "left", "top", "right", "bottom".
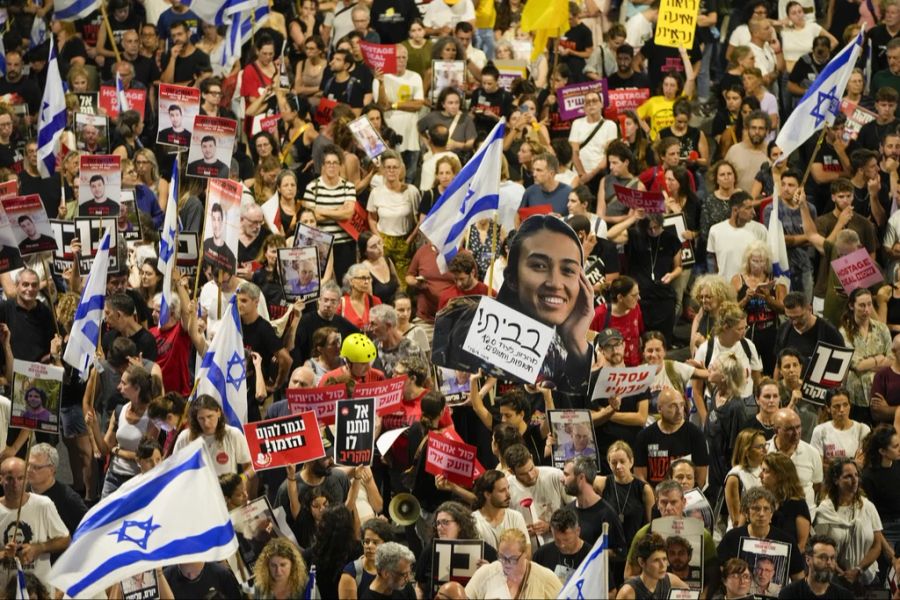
[
  {"left": 612, "top": 479, "right": 633, "bottom": 523},
  {"left": 649, "top": 236, "right": 661, "bottom": 282}
]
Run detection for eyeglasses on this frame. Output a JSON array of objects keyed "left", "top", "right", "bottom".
[
  {"left": 749, "top": 504, "right": 773, "bottom": 513},
  {"left": 435, "top": 519, "right": 455, "bottom": 527},
  {"left": 324, "top": 160, "right": 340, "bottom": 166},
  {"left": 26, "top": 463, "right": 51, "bottom": 471},
  {"left": 353, "top": 275, "right": 372, "bottom": 281},
  {"left": 499, "top": 554, "right": 523, "bottom": 565},
  {"left": 205, "top": 89, "right": 222, "bottom": 95},
  {"left": 728, "top": 572, "right": 752, "bottom": 581}
]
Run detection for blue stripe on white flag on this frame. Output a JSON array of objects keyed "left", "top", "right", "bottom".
[{"left": 53, "top": 0, "right": 100, "bottom": 20}]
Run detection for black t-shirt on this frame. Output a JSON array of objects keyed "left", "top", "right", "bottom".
[
  {"left": 774, "top": 317, "right": 844, "bottom": 363},
  {"left": 856, "top": 118, "right": 898, "bottom": 152},
  {"left": 862, "top": 461, "right": 900, "bottom": 520},
  {"left": 640, "top": 35, "right": 702, "bottom": 91},
  {"left": 771, "top": 498, "right": 810, "bottom": 546},
  {"left": 867, "top": 23, "right": 900, "bottom": 75},
  {"left": 371, "top": 0, "right": 419, "bottom": 44},
  {"left": 778, "top": 579, "right": 854, "bottom": 599},
  {"left": 0, "top": 77, "right": 41, "bottom": 114},
  {"left": 162, "top": 48, "right": 212, "bottom": 85},
  {"left": 606, "top": 71, "right": 651, "bottom": 90},
  {"left": 125, "top": 288, "right": 153, "bottom": 327},
  {"left": 161, "top": 563, "right": 241, "bottom": 599},
  {"left": 102, "top": 327, "right": 159, "bottom": 361},
  {"left": 323, "top": 75, "right": 365, "bottom": 108},
  {"left": 559, "top": 23, "right": 592, "bottom": 82},
  {"left": 633, "top": 422, "right": 710, "bottom": 486},
  {"left": 18, "top": 170, "right": 61, "bottom": 220},
  {"left": 0, "top": 299, "right": 54, "bottom": 362},
  {"left": 533, "top": 540, "right": 594, "bottom": 587},
  {"left": 471, "top": 87, "right": 514, "bottom": 136},
  {"left": 292, "top": 311, "right": 360, "bottom": 366},
  {"left": 43, "top": 480, "right": 87, "bottom": 538},
  {"left": 788, "top": 54, "right": 826, "bottom": 92},
  {"left": 567, "top": 497, "right": 627, "bottom": 552},
  {"left": 591, "top": 390, "right": 650, "bottom": 464},
  {"left": 242, "top": 315, "right": 282, "bottom": 384},
  {"left": 238, "top": 232, "right": 269, "bottom": 269},
  {"left": 128, "top": 55, "right": 162, "bottom": 91},
  {"left": 717, "top": 525, "right": 805, "bottom": 577},
  {"left": 359, "top": 585, "right": 416, "bottom": 599}
]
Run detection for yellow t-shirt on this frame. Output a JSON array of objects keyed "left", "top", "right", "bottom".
[
  {"left": 475, "top": 0, "right": 496, "bottom": 28},
  {"left": 637, "top": 95, "right": 677, "bottom": 141}
]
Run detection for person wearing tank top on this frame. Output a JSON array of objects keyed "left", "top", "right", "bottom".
[{"left": 616, "top": 532, "right": 689, "bottom": 599}]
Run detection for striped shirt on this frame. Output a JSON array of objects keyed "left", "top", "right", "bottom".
[{"left": 301, "top": 176, "right": 356, "bottom": 244}]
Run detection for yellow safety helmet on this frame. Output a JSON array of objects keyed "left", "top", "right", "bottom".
[{"left": 340, "top": 333, "right": 377, "bottom": 363}]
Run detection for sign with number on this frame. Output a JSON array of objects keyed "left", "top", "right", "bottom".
[
  {"left": 462, "top": 296, "right": 553, "bottom": 384},
  {"left": 431, "top": 540, "right": 483, "bottom": 596},
  {"left": 334, "top": 397, "right": 375, "bottom": 466},
  {"left": 591, "top": 364, "right": 656, "bottom": 400},
  {"left": 801, "top": 342, "right": 853, "bottom": 405},
  {"left": 664, "top": 213, "right": 695, "bottom": 266}
]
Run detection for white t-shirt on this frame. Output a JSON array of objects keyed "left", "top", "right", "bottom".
[
  {"left": 625, "top": 12, "right": 654, "bottom": 50},
  {"left": 706, "top": 220, "right": 768, "bottom": 283},
  {"left": 465, "top": 560, "right": 562, "bottom": 599},
  {"left": 507, "top": 467, "right": 571, "bottom": 527},
  {"left": 174, "top": 426, "right": 252, "bottom": 477},
  {"left": 473, "top": 508, "right": 529, "bottom": 551},
  {"left": 650, "top": 360, "right": 695, "bottom": 396},
  {"left": 766, "top": 438, "right": 823, "bottom": 517},
  {"left": 883, "top": 209, "right": 900, "bottom": 250},
  {"left": 0, "top": 494, "right": 68, "bottom": 587},
  {"left": 749, "top": 42, "right": 777, "bottom": 77},
  {"left": 199, "top": 280, "right": 270, "bottom": 339},
  {"left": 423, "top": 0, "right": 476, "bottom": 29},
  {"left": 569, "top": 117, "right": 618, "bottom": 173},
  {"left": 374, "top": 71, "right": 425, "bottom": 153},
  {"left": 0, "top": 396, "right": 10, "bottom": 451},
  {"left": 781, "top": 23, "right": 825, "bottom": 63},
  {"left": 810, "top": 420, "right": 871, "bottom": 462},
  {"left": 778, "top": 0, "right": 817, "bottom": 22},
  {"left": 420, "top": 150, "right": 456, "bottom": 191},
  {"left": 729, "top": 25, "right": 751, "bottom": 47},
  {"left": 367, "top": 185, "right": 420, "bottom": 236},
  {"left": 694, "top": 336, "right": 763, "bottom": 399}
]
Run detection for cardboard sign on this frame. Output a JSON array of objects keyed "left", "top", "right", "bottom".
[
  {"left": 186, "top": 116, "right": 237, "bottom": 179},
  {"left": 651, "top": 516, "right": 705, "bottom": 592},
  {"left": 349, "top": 116, "right": 387, "bottom": 160},
  {"left": 75, "top": 113, "right": 109, "bottom": 154},
  {"left": 243, "top": 411, "right": 326, "bottom": 471},
  {"left": 121, "top": 570, "right": 159, "bottom": 600},
  {"left": 664, "top": 213, "right": 696, "bottom": 266},
  {"left": 119, "top": 190, "right": 143, "bottom": 242},
  {"left": 591, "top": 364, "right": 656, "bottom": 400},
  {"left": 655, "top": 0, "right": 699, "bottom": 48},
  {"left": 251, "top": 113, "right": 281, "bottom": 137},
  {"left": 176, "top": 233, "right": 199, "bottom": 278},
  {"left": 831, "top": 247, "right": 883, "bottom": 293},
  {"left": 2, "top": 195, "right": 58, "bottom": 255},
  {"left": 78, "top": 154, "right": 121, "bottom": 217},
  {"left": 604, "top": 87, "right": 652, "bottom": 118},
  {"left": 738, "top": 537, "right": 792, "bottom": 598},
  {"left": 841, "top": 99, "right": 876, "bottom": 142},
  {"left": 801, "top": 341, "right": 854, "bottom": 405},
  {"left": 547, "top": 409, "right": 598, "bottom": 469},
  {"left": 337, "top": 201, "right": 369, "bottom": 240},
  {"left": 229, "top": 497, "right": 286, "bottom": 582},
  {"left": 614, "top": 184, "right": 666, "bottom": 213},
  {"left": 294, "top": 222, "right": 334, "bottom": 278},
  {"left": 556, "top": 80, "right": 607, "bottom": 120},
  {"left": 495, "top": 59, "right": 528, "bottom": 92},
  {"left": 359, "top": 41, "right": 397, "bottom": 74},
  {"left": 425, "top": 431, "right": 477, "bottom": 487},
  {"left": 431, "top": 540, "right": 483, "bottom": 596},
  {"left": 11, "top": 359, "right": 63, "bottom": 434},
  {"left": 74, "top": 217, "right": 119, "bottom": 271},
  {"left": 74, "top": 92, "right": 99, "bottom": 116},
  {"left": 286, "top": 384, "right": 347, "bottom": 425},
  {"left": 278, "top": 246, "right": 320, "bottom": 302},
  {"left": 100, "top": 86, "right": 147, "bottom": 120},
  {"left": 355, "top": 376, "right": 406, "bottom": 416},
  {"left": 462, "top": 296, "right": 554, "bottom": 384},
  {"left": 334, "top": 397, "right": 375, "bottom": 466},
  {"left": 157, "top": 83, "right": 201, "bottom": 148},
  {"left": 202, "top": 178, "right": 242, "bottom": 274}
]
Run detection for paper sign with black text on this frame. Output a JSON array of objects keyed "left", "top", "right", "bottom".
[
  {"left": 462, "top": 295, "right": 553, "bottom": 384},
  {"left": 591, "top": 364, "right": 656, "bottom": 400},
  {"left": 431, "top": 540, "right": 483, "bottom": 596},
  {"left": 425, "top": 431, "right": 477, "bottom": 487},
  {"left": 243, "top": 411, "right": 326, "bottom": 471},
  {"left": 655, "top": 0, "right": 699, "bottom": 48},
  {"left": 74, "top": 92, "right": 99, "bottom": 116},
  {"left": 78, "top": 155, "right": 121, "bottom": 217},
  {"left": 49, "top": 219, "right": 76, "bottom": 273},
  {"left": 186, "top": 116, "right": 237, "bottom": 179},
  {"left": 176, "top": 233, "right": 199, "bottom": 278},
  {"left": 121, "top": 570, "right": 159, "bottom": 600},
  {"left": 11, "top": 360, "right": 63, "bottom": 434},
  {"left": 801, "top": 341, "right": 853, "bottom": 405},
  {"left": 355, "top": 376, "right": 407, "bottom": 416},
  {"left": 334, "top": 397, "right": 375, "bottom": 466},
  {"left": 286, "top": 384, "right": 348, "bottom": 425},
  {"left": 74, "top": 217, "right": 119, "bottom": 271},
  {"left": 202, "top": 178, "right": 242, "bottom": 273},
  {"left": 664, "top": 213, "right": 695, "bottom": 266},
  {"left": 157, "top": 84, "right": 200, "bottom": 147},
  {"left": 831, "top": 247, "right": 883, "bottom": 293}
]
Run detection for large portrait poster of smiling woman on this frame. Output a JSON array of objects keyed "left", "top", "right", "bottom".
[{"left": 432, "top": 215, "right": 593, "bottom": 401}]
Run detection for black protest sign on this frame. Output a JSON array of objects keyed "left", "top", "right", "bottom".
[
  {"left": 177, "top": 233, "right": 199, "bottom": 278},
  {"left": 334, "top": 397, "right": 375, "bottom": 466},
  {"left": 431, "top": 540, "right": 483, "bottom": 596},
  {"left": 801, "top": 341, "right": 853, "bottom": 405}
]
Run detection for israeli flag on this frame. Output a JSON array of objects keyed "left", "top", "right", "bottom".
[
  {"left": 222, "top": 2, "right": 270, "bottom": 67},
  {"left": 193, "top": 295, "right": 247, "bottom": 428},
  {"left": 48, "top": 439, "right": 237, "bottom": 598},
  {"left": 53, "top": 0, "right": 99, "bottom": 20},
  {"left": 186, "top": 0, "right": 265, "bottom": 27},
  {"left": 157, "top": 159, "right": 179, "bottom": 328},
  {"left": 557, "top": 531, "right": 608, "bottom": 599},
  {"left": 63, "top": 227, "right": 113, "bottom": 381},
  {"left": 419, "top": 119, "right": 505, "bottom": 272},
  {"left": 116, "top": 71, "right": 130, "bottom": 113},
  {"left": 36, "top": 37, "right": 66, "bottom": 178},
  {"left": 775, "top": 28, "right": 864, "bottom": 160},
  {"left": 768, "top": 192, "right": 792, "bottom": 291},
  {"left": 13, "top": 558, "right": 27, "bottom": 600},
  {"left": 29, "top": 17, "right": 46, "bottom": 49}
]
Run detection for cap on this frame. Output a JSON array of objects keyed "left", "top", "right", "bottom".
[{"left": 595, "top": 328, "right": 624, "bottom": 347}]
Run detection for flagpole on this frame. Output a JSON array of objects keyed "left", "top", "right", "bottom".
[
  {"left": 800, "top": 128, "right": 828, "bottom": 189},
  {"left": 486, "top": 213, "right": 499, "bottom": 296},
  {"left": 100, "top": 2, "right": 122, "bottom": 64},
  {"left": 192, "top": 179, "right": 207, "bottom": 299},
  {"left": 41, "top": 256, "right": 61, "bottom": 337},
  {"left": 6, "top": 431, "right": 35, "bottom": 580}
]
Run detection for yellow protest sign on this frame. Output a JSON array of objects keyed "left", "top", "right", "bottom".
[{"left": 655, "top": 0, "right": 699, "bottom": 48}]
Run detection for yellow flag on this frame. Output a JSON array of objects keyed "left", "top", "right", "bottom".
[{"left": 520, "top": 0, "right": 570, "bottom": 61}]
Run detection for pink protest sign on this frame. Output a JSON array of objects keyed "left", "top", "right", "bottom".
[
  {"left": 613, "top": 185, "right": 666, "bottom": 213},
  {"left": 831, "top": 248, "right": 883, "bottom": 293}
]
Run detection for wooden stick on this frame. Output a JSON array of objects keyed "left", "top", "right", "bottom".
[
  {"left": 8, "top": 432, "right": 35, "bottom": 564},
  {"left": 41, "top": 256, "right": 61, "bottom": 338},
  {"left": 100, "top": 2, "right": 122, "bottom": 64},
  {"left": 486, "top": 213, "right": 500, "bottom": 296},
  {"left": 800, "top": 128, "right": 828, "bottom": 190}
]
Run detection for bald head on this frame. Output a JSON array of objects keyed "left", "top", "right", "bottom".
[
  {"left": 658, "top": 387, "right": 686, "bottom": 426},
  {"left": 1, "top": 457, "right": 24, "bottom": 473},
  {"left": 435, "top": 581, "right": 467, "bottom": 600},
  {"left": 289, "top": 366, "right": 316, "bottom": 388},
  {"left": 773, "top": 408, "right": 799, "bottom": 428}
]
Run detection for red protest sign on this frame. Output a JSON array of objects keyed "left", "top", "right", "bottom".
[
  {"left": 518, "top": 205, "right": 553, "bottom": 221},
  {"left": 355, "top": 376, "right": 406, "bottom": 416},
  {"left": 359, "top": 41, "right": 398, "bottom": 74},
  {"left": 243, "top": 411, "right": 326, "bottom": 471},
  {"left": 337, "top": 202, "right": 370, "bottom": 241},
  {"left": 425, "top": 432, "right": 477, "bottom": 487},
  {"left": 99, "top": 86, "right": 148, "bottom": 120},
  {"left": 439, "top": 428, "right": 485, "bottom": 479},
  {"left": 831, "top": 247, "right": 884, "bottom": 293},
  {"left": 614, "top": 184, "right": 665, "bottom": 213},
  {"left": 287, "top": 384, "right": 347, "bottom": 425},
  {"left": 603, "top": 87, "right": 651, "bottom": 119}
]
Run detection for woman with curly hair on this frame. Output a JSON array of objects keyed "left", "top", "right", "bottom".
[
  {"left": 338, "top": 518, "right": 395, "bottom": 599},
  {"left": 761, "top": 453, "right": 811, "bottom": 551},
  {"left": 689, "top": 274, "right": 737, "bottom": 355},
  {"left": 253, "top": 538, "right": 309, "bottom": 599},
  {"left": 415, "top": 501, "right": 498, "bottom": 597},
  {"left": 308, "top": 505, "right": 361, "bottom": 599},
  {"left": 172, "top": 394, "right": 254, "bottom": 479}
]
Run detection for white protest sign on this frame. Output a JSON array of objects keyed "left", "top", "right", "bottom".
[
  {"left": 591, "top": 364, "right": 657, "bottom": 400},
  {"left": 462, "top": 296, "right": 553, "bottom": 384}
]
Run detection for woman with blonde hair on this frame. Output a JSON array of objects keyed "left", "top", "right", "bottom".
[
  {"left": 761, "top": 452, "right": 811, "bottom": 551},
  {"left": 593, "top": 440, "right": 655, "bottom": 541},
  {"left": 723, "top": 428, "right": 766, "bottom": 530},
  {"left": 367, "top": 150, "right": 420, "bottom": 284},
  {"left": 689, "top": 274, "right": 736, "bottom": 355},
  {"left": 465, "top": 528, "right": 562, "bottom": 599},
  {"left": 252, "top": 538, "right": 309, "bottom": 599},
  {"left": 247, "top": 155, "right": 282, "bottom": 205},
  {"left": 134, "top": 148, "right": 165, "bottom": 211},
  {"left": 731, "top": 240, "right": 786, "bottom": 373},
  {"left": 705, "top": 352, "right": 752, "bottom": 507}
]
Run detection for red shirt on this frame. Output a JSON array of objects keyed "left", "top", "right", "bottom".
[
  {"left": 382, "top": 389, "right": 454, "bottom": 467},
  {"left": 317, "top": 365, "right": 386, "bottom": 387},
  {"left": 338, "top": 294, "right": 382, "bottom": 330},
  {"left": 150, "top": 322, "right": 192, "bottom": 395},
  {"left": 437, "top": 281, "right": 491, "bottom": 310},
  {"left": 408, "top": 245, "right": 455, "bottom": 322},
  {"left": 590, "top": 303, "right": 645, "bottom": 367}
]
